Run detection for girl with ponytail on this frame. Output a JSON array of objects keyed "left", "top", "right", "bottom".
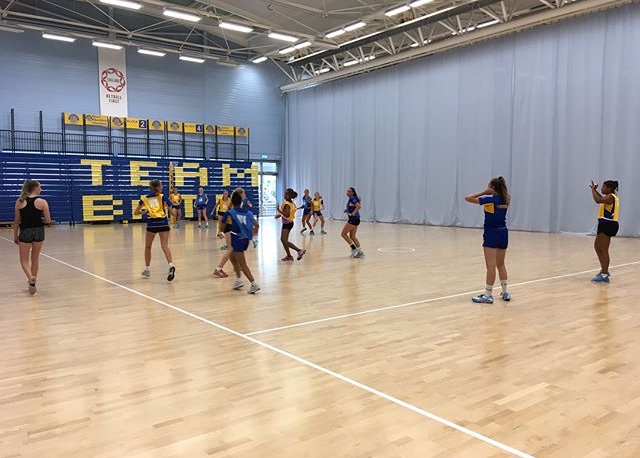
[
  {"left": 464, "top": 177, "right": 511, "bottom": 304},
  {"left": 13, "top": 179, "right": 51, "bottom": 295},
  {"left": 341, "top": 187, "right": 364, "bottom": 258},
  {"left": 590, "top": 179, "right": 620, "bottom": 283}
]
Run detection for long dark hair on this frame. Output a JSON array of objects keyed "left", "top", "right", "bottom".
[
  {"left": 231, "top": 188, "right": 244, "bottom": 207},
  {"left": 285, "top": 188, "right": 298, "bottom": 201},
  {"left": 349, "top": 187, "right": 361, "bottom": 203},
  {"left": 489, "top": 177, "right": 510, "bottom": 205},
  {"left": 603, "top": 180, "right": 619, "bottom": 194}
]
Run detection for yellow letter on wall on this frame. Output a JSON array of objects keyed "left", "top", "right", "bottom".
[
  {"left": 80, "top": 159, "right": 112, "bottom": 186},
  {"left": 82, "top": 195, "right": 120, "bottom": 222},
  {"left": 174, "top": 163, "right": 208, "bottom": 187},
  {"left": 130, "top": 161, "right": 158, "bottom": 186},
  {"left": 181, "top": 195, "right": 197, "bottom": 219}
]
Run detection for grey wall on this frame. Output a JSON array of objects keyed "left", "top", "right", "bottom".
[
  {"left": 0, "top": 30, "right": 288, "bottom": 159},
  {"left": 284, "top": 4, "right": 640, "bottom": 236}
]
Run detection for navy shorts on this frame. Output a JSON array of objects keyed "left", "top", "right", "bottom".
[
  {"left": 303, "top": 209, "right": 311, "bottom": 216},
  {"left": 231, "top": 237, "right": 250, "bottom": 252},
  {"left": 314, "top": 211, "right": 323, "bottom": 217},
  {"left": 597, "top": 220, "right": 619, "bottom": 237},
  {"left": 196, "top": 205, "right": 206, "bottom": 211},
  {"left": 347, "top": 216, "right": 360, "bottom": 226},
  {"left": 483, "top": 228, "right": 508, "bottom": 249}
]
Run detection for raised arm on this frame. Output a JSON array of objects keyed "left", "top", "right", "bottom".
[
  {"left": 465, "top": 188, "right": 493, "bottom": 205},
  {"left": 590, "top": 181, "right": 613, "bottom": 204}
]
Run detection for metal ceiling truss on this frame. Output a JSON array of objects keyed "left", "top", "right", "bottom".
[{"left": 281, "top": 0, "right": 637, "bottom": 91}]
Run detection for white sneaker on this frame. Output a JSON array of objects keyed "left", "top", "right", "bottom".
[
  {"left": 355, "top": 248, "right": 364, "bottom": 258},
  {"left": 350, "top": 248, "right": 358, "bottom": 258},
  {"left": 141, "top": 269, "right": 151, "bottom": 278},
  {"left": 233, "top": 279, "right": 245, "bottom": 290},
  {"left": 248, "top": 283, "right": 261, "bottom": 294},
  {"left": 28, "top": 278, "right": 37, "bottom": 295}
]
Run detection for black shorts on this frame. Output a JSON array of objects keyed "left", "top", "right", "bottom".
[
  {"left": 223, "top": 223, "right": 232, "bottom": 234},
  {"left": 347, "top": 217, "right": 360, "bottom": 226},
  {"left": 597, "top": 220, "right": 619, "bottom": 237},
  {"left": 282, "top": 222, "right": 294, "bottom": 231},
  {"left": 147, "top": 226, "right": 170, "bottom": 233},
  {"left": 19, "top": 226, "right": 45, "bottom": 243},
  {"left": 218, "top": 211, "right": 226, "bottom": 217}
]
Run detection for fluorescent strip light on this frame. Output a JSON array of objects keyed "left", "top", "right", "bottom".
[
  {"left": 314, "top": 67, "right": 330, "bottom": 75},
  {"left": 279, "top": 47, "right": 296, "bottom": 55},
  {"left": 343, "top": 59, "right": 359, "bottom": 67},
  {"left": 476, "top": 19, "right": 500, "bottom": 28},
  {"left": 410, "top": 41, "right": 420, "bottom": 47},
  {"left": 163, "top": 9, "right": 201, "bottom": 22},
  {"left": 179, "top": 55, "right": 205, "bottom": 63},
  {"left": 99, "top": 0, "right": 141, "bottom": 10},
  {"left": 138, "top": 48, "right": 165, "bottom": 57},
  {"left": 42, "top": 32, "right": 76, "bottom": 42},
  {"left": 268, "top": 32, "right": 297, "bottom": 42},
  {"left": 92, "top": 41, "right": 122, "bottom": 50},
  {"left": 219, "top": 21, "right": 254, "bottom": 33},
  {"left": 294, "top": 41, "right": 311, "bottom": 50},
  {"left": 344, "top": 21, "right": 366, "bottom": 32},
  {"left": 252, "top": 56, "right": 268, "bottom": 63},
  {"left": 385, "top": 5, "right": 410, "bottom": 16},
  {"left": 409, "top": 0, "right": 434, "bottom": 7},
  {"left": 326, "top": 29, "right": 345, "bottom": 39}
]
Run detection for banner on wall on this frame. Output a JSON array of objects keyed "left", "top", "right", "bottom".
[
  {"left": 216, "top": 125, "right": 235, "bottom": 137},
  {"left": 148, "top": 119, "right": 165, "bottom": 131},
  {"left": 167, "top": 121, "right": 183, "bottom": 132},
  {"left": 84, "top": 114, "right": 109, "bottom": 127},
  {"left": 236, "top": 127, "right": 248, "bottom": 137},
  {"left": 184, "top": 123, "right": 204, "bottom": 134},
  {"left": 98, "top": 48, "right": 129, "bottom": 117},
  {"left": 64, "top": 113, "right": 83, "bottom": 125}
]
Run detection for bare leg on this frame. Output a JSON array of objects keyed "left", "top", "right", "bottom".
[
  {"left": 496, "top": 248, "right": 508, "bottom": 281},
  {"left": 18, "top": 243, "right": 33, "bottom": 280},
  {"left": 594, "top": 234, "right": 611, "bottom": 274},
  {"left": 483, "top": 247, "right": 497, "bottom": 287},
  {"left": 158, "top": 231, "right": 173, "bottom": 263},
  {"left": 230, "top": 252, "right": 241, "bottom": 277},
  {"left": 30, "top": 242, "right": 43, "bottom": 278},
  {"left": 349, "top": 227, "right": 360, "bottom": 248},
  {"left": 341, "top": 224, "right": 353, "bottom": 245},
  {"left": 281, "top": 229, "right": 292, "bottom": 257},
  {"left": 320, "top": 216, "right": 325, "bottom": 230},
  {"left": 216, "top": 233, "right": 232, "bottom": 269},
  {"left": 145, "top": 231, "right": 155, "bottom": 267},
  {"left": 236, "top": 252, "right": 255, "bottom": 283}
]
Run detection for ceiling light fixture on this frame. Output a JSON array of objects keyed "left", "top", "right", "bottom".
[
  {"left": 344, "top": 21, "right": 366, "bottom": 32},
  {"left": 163, "top": 8, "right": 201, "bottom": 22},
  {"left": 138, "top": 48, "right": 166, "bottom": 57},
  {"left": 294, "top": 41, "right": 311, "bottom": 50},
  {"left": 42, "top": 32, "right": 76, "bottom": 42},
  {"left": 409, "top": 0, "right": 434, "bottom": 7},
  {"left": 279, "top": 47, "right": 296, "bottom": 55},
  {"left": 99, "top": 0, "right": 142, "bottom": 10},
  {"left": 219, "top": 21, "right": 254, "bottom": 33},
  {"left": 268, "top": 32, "right": 297, "bottom": 42},
  {"left": 179, "top": 55, "right": 205, "bottom": 63},
  {"left": 92, "top": 41, "right": 122, "bottom": 50},
  {"left": 385, "top": 5, "right": 411, "bottom": 16},
  {"left": 326, "top": 29, "right": 345, "bottom": 39},
  {"left": 252, "top": 56, "right": 268, "bottom": 63}
]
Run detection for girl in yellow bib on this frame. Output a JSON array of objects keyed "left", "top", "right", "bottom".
[
  {"left": 169, "top": 187, "right": 183, "bottom": 229},
  {"left": 590, "top": 179, "right": 619, "bottom": 283},
  {"left": 310, "top": 191, "right": 327, "bottom": 235},
  {"left": 134, "top": 180, "right": 177, "bottom": 281},
  {"left": 275, "top": 188, "right": 306, "bottom": 261},
  {"left": 213, "top": 190, "right": 231, "bottom": 242}
]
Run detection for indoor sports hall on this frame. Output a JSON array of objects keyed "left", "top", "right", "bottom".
[{"left": 1, "top": 0, "right": 639, "bottom": 457}]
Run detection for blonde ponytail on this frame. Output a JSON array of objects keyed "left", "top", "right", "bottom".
[{"left": 19, "top": 180, "right": 40, "bottom": 202}]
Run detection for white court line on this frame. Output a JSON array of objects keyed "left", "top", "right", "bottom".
[
  {"left": 246, "top": 260, "right": 640, "bottom": 336},
  {"left": 0, "top": 237, "right": 535, "bottom": 458}
]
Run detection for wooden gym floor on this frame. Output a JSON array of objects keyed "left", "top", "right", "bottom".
[{"left": 2, "top": 219, "right": 640, "bottom": 458}]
